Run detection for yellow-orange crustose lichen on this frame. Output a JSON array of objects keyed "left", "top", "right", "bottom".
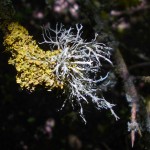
[{"left": 4, "top": 22, "right": 64, "bottom": 91}]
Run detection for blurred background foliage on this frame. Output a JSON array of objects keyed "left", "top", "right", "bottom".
[{"left": 0, "top": 0, "right": 150, "bottom": 149}]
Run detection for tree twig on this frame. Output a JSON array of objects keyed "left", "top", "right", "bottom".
[
  {"left": 111, "top": 0, "right": 150, "bottom": 17},
  {"left": 114, "top": 49, "right": 140, "bottom": 147},
  {"left": 129, "top": 62, "right": 150, "bottom": 70}
]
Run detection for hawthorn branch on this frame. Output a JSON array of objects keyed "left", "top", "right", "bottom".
[{"left": 114, "top": 49, "right": 140, "bottom": 147}]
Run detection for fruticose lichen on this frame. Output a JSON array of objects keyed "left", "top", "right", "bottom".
[{"left": 4, "top": 22, "right": 119, "bottom": 122}]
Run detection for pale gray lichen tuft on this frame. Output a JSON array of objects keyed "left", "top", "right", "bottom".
[
  {"left": 40, "top": 23, "right": 119, "bottom": 123},
  {"left": 128, "top": 121, "right": 139, "bottom": 132}
]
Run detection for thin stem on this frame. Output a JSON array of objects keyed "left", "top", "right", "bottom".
[{"left": 114, "top": 49, "right": 140, "bottom": 147}]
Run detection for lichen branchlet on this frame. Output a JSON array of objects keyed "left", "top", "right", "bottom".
[{"left": 40, "top": 23, "right": 119, "bottom": 122}]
